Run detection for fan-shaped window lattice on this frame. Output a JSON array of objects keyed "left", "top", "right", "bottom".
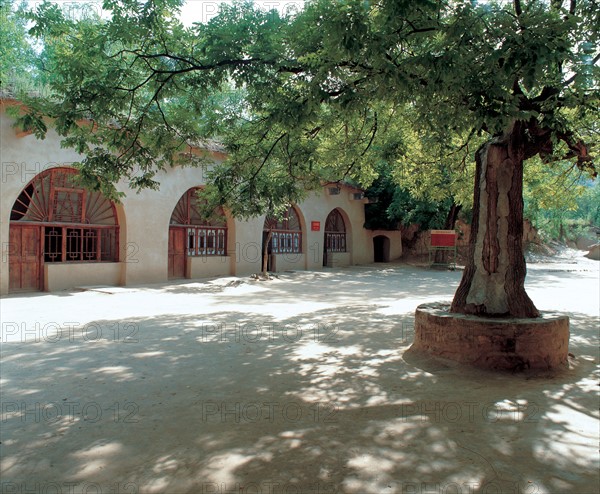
[
  {"left": 10, "top": 168, "right": 119, "bottom": 262},
  {"left": 170, "top": 188, "right": 227, "bottom": 227},
  {"left": 10, "top": 167, "right": 117, "bottom": 225}
]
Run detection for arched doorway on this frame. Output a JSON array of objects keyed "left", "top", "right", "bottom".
[
  {"left": 373, "top": 235, "right": 391, "bottom": 262},
  {"left": 262, "top": 206, "right": 302, "bottom": 272},
  {"left": 323, "top": 209, "right": 347, "bottom": 267},
  {"left": 169, "top": 188, "right": 227, "bottom": 279},
  {"left": 9, "top": 167, "right": 119, "bottom": 292}
]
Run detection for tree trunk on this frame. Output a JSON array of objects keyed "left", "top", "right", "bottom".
[
  {"left": 262, "top": 230, "right": 272, "bottom": 275},
  {"left": 450, "top": 128, "right": 539, "bottom": 318},
  {"left": 444, "top": 202, "right": 462, "bottom": 230}
]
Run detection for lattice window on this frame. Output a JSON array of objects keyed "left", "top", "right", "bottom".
[
  {"left": 11, "top": 168, "right": 117, "bottom": 225},
  {"left": 100, "top": 229, "right": 118, "bottom": 260},
  {"left": 170, "top": 188, "right": 226, "bottom": 227},
  {"left": 12, "top": 168, "right": 119, "bottom": 263},
  {"left": 264, "top": 206, "right": 301, "bottom": 231},
  {"left": 170, "top": 188, "right": 228, "bottom": 256},
  {"left": 270, "top": 231, "right": 302, "bottom": 254},
  {"left": 43, "top": 226, "right": 118, "bottom": 263},
  {"left": 325, "top": 209, "right": 347, "bottom": 253},
  {"left": 52, "top": 189, "right": 84, "bottom": 223},
  {"left": 66, "top": 228, "right": 82, "bottom": 261},
  {"left": 187, "top": 227, "right": 227, "bottom": 256},
  {"left": 264, "top": 206, "right": 302, "bottom": 254},
  {"left": 44, "top": 227, "right": 63, "bottom": 263}
]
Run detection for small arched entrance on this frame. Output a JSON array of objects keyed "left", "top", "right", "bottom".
[
  {"left": 9, "top": 167, "right": 119, "bottom": 292},
  {"left": 373, "top": 235, "right": 390, "bottom": 262},
  {"left": 323, "top": 209, "right": 347, "bottom": 267},
  {"left": 169, "top": 188, "right": 227, "bottom": 279}
]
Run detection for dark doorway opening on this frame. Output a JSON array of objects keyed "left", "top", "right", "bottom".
[{"left": 373, "top": 235, "right": 390, "bottom": 262}]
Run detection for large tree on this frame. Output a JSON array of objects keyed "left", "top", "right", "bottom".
[{"left": 16, "top": 0, "right": 599, "bottom": 317}]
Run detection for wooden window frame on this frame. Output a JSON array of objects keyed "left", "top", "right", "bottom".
[
  {"left": 186, "top": 226, "right": 228, "bottom": 257},
  {"left": 42, "top": 224, "right": 119, "bottom": 263}
]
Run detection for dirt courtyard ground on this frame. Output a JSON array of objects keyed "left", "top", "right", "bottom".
[{"left": 1, "top": 255, "right": 598, "bottom": 494}]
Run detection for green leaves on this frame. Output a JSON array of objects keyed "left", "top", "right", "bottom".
[
  {"left": 1, "top": 0, "right": 37, "bottom": 93},
  {"left": 13, "top": 0, "right": 598, "bottom": 217}
]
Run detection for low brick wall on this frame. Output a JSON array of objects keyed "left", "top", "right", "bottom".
[{"left": 411, "top": 303, "right": 569, "bottom": 371}]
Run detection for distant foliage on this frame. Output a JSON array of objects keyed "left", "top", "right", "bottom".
[
  {"left": 0, "top": 0, "right": 37, "bottom": 92},
  {"left": 363, "top": 163, "right": 459, "bottom": 231}
]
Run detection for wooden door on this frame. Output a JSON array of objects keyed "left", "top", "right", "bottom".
[
  {"left": 9, "top": 224, "right": 42, "bottom": 292},
  {"left": 168, "top": 227, "right": 186, "bottom": 279}
]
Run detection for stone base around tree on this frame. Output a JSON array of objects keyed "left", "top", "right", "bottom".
[{"left": 410, "top": 303, "right": 569, "bottom": 371}]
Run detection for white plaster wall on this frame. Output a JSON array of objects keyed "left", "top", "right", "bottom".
[
  {"left": 2, "top": 104, "right": 387, "bottom": 293},
  {"left": 45, "top": 263, "right": 122, "bottom": 292},
  {"left": 227, "top": 216, "right": 263, "bottom": 275},
  {"left": 297, "top": 187, "right": 371, "bottom": 270},
  {"left": 325, "top": 252, "right": 351, "bottom": 268},
  {"left": 189, "top": 256, "right": 231, "bottom": 278},
  {"left": 271, "top": 253, "right": 306, "bottom": 272}
]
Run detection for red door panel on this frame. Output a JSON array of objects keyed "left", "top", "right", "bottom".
[
  {"left": 168, "top": 227, "right": 186, "bottom": 279},
  {"left": 9, "top": 225, "right": 42, "bottom": 291}
]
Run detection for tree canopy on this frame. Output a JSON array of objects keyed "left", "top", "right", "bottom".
[
  {"left": 9, "top": 0, "right": 600, "bottom": 317},
  {"left": 14, "top": 0, "right": 597, "bottom": 210}
]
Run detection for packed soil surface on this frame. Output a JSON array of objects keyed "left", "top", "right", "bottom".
[{"left": 1, "top": 254, "right": 598, "bottom": 494}]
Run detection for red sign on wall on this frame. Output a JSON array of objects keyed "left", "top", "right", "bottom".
[{"left": 311, "top": 221, "right": 321, "bottom": 231}]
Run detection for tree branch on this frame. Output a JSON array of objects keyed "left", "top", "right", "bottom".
[
  {"left": 513, "top": 0, "right": 522, "bottom": 17},
  {"left": 562, "top": 52, "right": 600, "bottom": 87}
]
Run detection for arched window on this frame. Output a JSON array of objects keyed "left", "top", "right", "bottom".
[
  {"left": 10, "top": 167, "right": 119, "bottom": 263},
  {"left": 264, "top": 206, "right": 302, "bottom": 254},
  {"left": 170, "top": 188, "right": 227, "bottom": 256},
  {"left": 325, "top": 209, "right": 346, "bottom": 253}
]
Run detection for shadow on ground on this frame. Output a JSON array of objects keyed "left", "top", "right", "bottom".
[{"left": 1, "top": 264, "right": 598, "bottom": 493}]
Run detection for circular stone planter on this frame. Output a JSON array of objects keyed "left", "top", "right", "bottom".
[{"left": 411, "top": 303, "right": 569, "bottom": 371}]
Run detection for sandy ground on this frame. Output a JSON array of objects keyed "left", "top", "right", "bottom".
[{"left": 0, "top": 254, "right": 598, "bottom": 494}]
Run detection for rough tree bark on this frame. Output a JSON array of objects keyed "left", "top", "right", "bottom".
[
  {"left": 262, "top": 230, "right": 273, "bottom": 275},
  {"left": 444, "top": 203, "right": 462, "bottom": 231},
  {"left": 451, "top": 123, "right": 540, "bottom": 318}
]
